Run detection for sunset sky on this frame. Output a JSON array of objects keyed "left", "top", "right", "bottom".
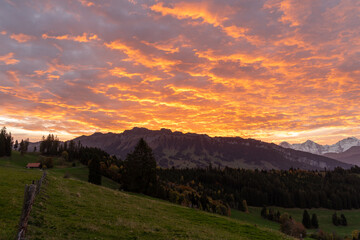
[{"left": 0, "top": 0, "right": 359, "bottom": 144}]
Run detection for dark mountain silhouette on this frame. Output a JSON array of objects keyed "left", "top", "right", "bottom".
[
  {"left": 72, "top": 127, "right": 351, "bottom": 170},
  {"left": 324, "top": 146, "right": 360, "bottom": 166}
]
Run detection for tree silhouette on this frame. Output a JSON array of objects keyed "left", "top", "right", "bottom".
[
  {"left": 302, "top": 210, "right": 311, "bottom": 228},
  {"left": 122, "top": 138, "right": 157, "bottom": 194},
  {"left": 88, "top": 157, "right": 102, "bottom": 185},
  {"left": 311, "top": 213, "right": 319, "bottom": 228}
]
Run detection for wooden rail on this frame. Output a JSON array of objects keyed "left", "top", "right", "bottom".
[{"left": 16, "top": 171, "right": 47, "bottom": 240}]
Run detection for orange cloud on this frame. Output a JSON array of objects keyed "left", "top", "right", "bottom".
[
  {"left": 42, "top": 33, "right": 99, "bottom": 42},
  {"left": 78, "top": 0, "right": 95, "bottom": 7},
  {"left": 105, "top": 40, "right": 179, "bottom": 69},
  {"left": 0, "top": 0, "right": 360, "bottom": 145},
  {"left": 150, "top": 2, "right": 228, "bottom": 27},
  {"left": 10, "top": 33, "right": 35, "bottom": 43},
  {"left": 0, "top": 52, "right": 19, "bottom": 65},
  {"left": 150, "top": 2, "right": 250, "bottom": 41}
]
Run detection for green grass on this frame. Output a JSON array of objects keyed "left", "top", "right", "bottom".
[
  {"left": 0, "top": 155, "right": 42, "bottom": 239},
  {"left": 231, "top": 207, "right": 360, "bottom": 238},
  {"left": 50, "top": 166, "right": 120, "bottom": 190},
  {"left": 1, "top": 152, "right": 291, "bottom": 239},
  {"left": 27, "top": 173, "right": 292, "bottom": 240},
  {"left": 0, "top": 151, "right": 40, "bottom": 168},
  {"left": 1, "top": 151, "right": 120, "bottom": 190}
]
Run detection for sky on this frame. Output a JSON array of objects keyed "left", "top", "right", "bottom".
[{"left": 0, "top": 0, "right": 359, "bottom": 144}]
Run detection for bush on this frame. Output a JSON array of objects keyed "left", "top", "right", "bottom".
[
  {"left": 40, "top": 157, "right": 54, "bottom": 169},
  {"left": 332, "top": 212, "right": 347, "bottom": 226},
  {"left": 280, "top": 214, "right": 306, "bottom": 238}
]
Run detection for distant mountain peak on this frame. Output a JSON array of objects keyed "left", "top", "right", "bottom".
[{"left": 280, "top": 137, "right": 360, "bottom": 155}]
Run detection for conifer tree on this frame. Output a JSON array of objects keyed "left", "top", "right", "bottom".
[
  {"left": 311, "top": 213, "right": 319, "bottom": 228},
  {"left": 0, "top": 127, "right": 12, "bottom": 157},
  {"left": 88, "top": 157, "right": 102, "bottom": 185},
  {"left": 261, "top": 206, "right": 267, "bottom": 218},
  {"left": 14, "top": 140, "right": 18, "bottom": 150},
  {"left": 122, "top": 138, "right": 157, "bottom": 194},
  {"left": 340, "top": 214, "right": 347, "bottom": 226},
  {"left": 332, "top": 212, "right": 339, "bottom": 226},
  {"left": 302, "top": 210, "right": 311, "bottom": 228}
]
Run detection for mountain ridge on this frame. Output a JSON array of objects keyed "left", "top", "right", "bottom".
[
  {"left": 324, "top": 146, "right": 360, "bottom": 166},
  {"left": 72, "top": 127, "right": 350, "bottom": 170}
]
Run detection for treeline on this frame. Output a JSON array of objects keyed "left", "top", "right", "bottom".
[
  {"left": 0, "top": 127, "right": 13, "bottom": 157},
  {"left": 157, "top": 166, "right": 360, "bottom": 211},
  {"left": 39, "top": 134, "right": 122, "bottom": 184}
]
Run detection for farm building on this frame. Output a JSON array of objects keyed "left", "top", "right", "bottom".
[{"left": 26, "top": 163, "right": 41, "bottom": 169}]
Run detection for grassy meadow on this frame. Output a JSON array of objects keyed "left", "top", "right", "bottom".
[
  {"left": 1, "top": 151, "right": 360, "bottom": 239},
  {"left": 1, "top": 152, "right": 292, "bottom": 240}
]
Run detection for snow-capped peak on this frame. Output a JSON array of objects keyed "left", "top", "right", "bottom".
[{"left": 279, "top": 137, "right": 360, "bottom": 155}]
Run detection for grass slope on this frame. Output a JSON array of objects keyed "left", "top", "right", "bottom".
[
  {"left": 1, "top": 152, "right": 291, "bottom": 240},
  {"left": 0, "top": 154, "right": 42, "bottom": 239},
  {"left": 231, "top": 207, "right": 360, "bottom": 238},
  {"left": 50, "top": 165, "right": 120, "bottom": 190},
  {"left": 28, "top": 173, "right": 292, "bottom": 240}
]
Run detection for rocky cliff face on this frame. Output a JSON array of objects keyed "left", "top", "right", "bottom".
[{"left": 73, "top": 127, "right": 351, "bottom": 170}]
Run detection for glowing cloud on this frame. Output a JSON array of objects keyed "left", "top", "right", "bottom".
[
  {"left": 0, "top": 52, "right": 19, "bottom": 65},
  {"left": 0, "top": 0, "right": 359, "bottom": 144},
  {"left": 10, "top": 33, "right": 35, "bottom": 43},
  {"left": 42, "top": 33, "right": 99, "bottom": 43}
]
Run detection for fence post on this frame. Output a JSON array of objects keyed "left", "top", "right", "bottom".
[{"left": 17, "top": 184, "right": 37, "bottom": 240}]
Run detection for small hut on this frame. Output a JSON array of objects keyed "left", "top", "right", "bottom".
[{"left": 26, "top": 163, "right": 41, "bottom": 169}]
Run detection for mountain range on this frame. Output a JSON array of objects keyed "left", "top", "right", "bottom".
[
  {"left": 72, "top": 127, "right": 350, "bottom": 170},
  {"left": 280, "top": 137, "right": 360, "bottom": 165},
  {"left": 280, "top": 137, "right": 360, "bottom": 155}
]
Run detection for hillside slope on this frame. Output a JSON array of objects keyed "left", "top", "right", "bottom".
[
  {"left": 324, "top": 146, "right": 360, "bottom": 165},
  {"left": 74, "top": 127, "right": 350, "bottom": 170},
  {"left": 27, "top": 172, "right": 293, "bottom": 240}
]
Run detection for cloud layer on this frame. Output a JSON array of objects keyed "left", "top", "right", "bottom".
[{"left": 0, "top": 0, "right": 359, "bottom": 144}]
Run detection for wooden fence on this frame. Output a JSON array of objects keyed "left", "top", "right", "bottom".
[{"left": 16, "top": 171, "right": 47, "bottom": 240}]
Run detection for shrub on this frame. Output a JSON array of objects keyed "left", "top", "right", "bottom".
[
  {"left": 280, "top": 214, "right": 306, "bottom": 238},
  {"left": 40, "top": 156, "right": 54, "bottom": 169}
]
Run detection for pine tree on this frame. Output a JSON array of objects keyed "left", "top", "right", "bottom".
[
  {"left": 302, "top": 210, "right": 311, "bottom": 228},
  {"left": 5, "top": 132, "right": 13, "bottom": 156},
  {"left": 332, "top": 212, "right": 339, "bottom": 226},
  {"left": 311, "top": 213, "right": 319, "bottom": 228},
  {"left": 261, "top": 206, "right": 267, "bottom": 218},
  {"left": 19, "top": 139, "right": 29, "bottom": 155},
  {"left": 122, "top": 138, "right": 157, "bottom": 194},
  {"left": 88, "top": 157, "right": 102, "bottom": 185},
  {"left": 14, "top": 140, "right": 18, "bottom": 150},
  {"left": 340, "top": 214, "right": 347, "bottom": 226},
  {"left": 0, "top": 127, "right": 12, "bottom": 157},
  {"left": 0, "top": 129, "right": 5, "bottom": 157}
]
